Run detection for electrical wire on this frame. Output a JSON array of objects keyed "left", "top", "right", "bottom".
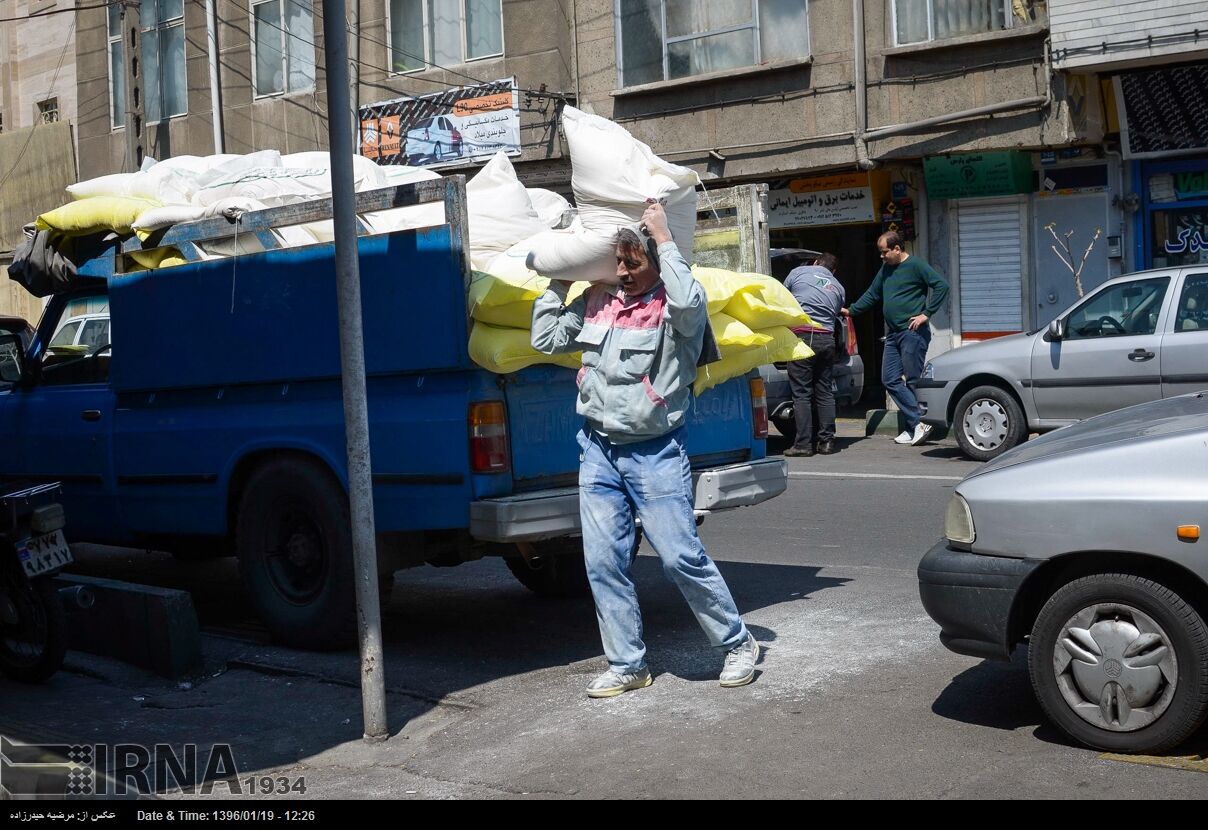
[
  {"left": 0, "top": 0, "right": 119, "bottom": 24},
  {"left": 0, "top": 17, "right": 76, "bottom": 192}
]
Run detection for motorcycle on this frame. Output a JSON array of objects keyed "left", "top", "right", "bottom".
[{"left": 0, "top": 482, "right": 88, "bottom": 682}]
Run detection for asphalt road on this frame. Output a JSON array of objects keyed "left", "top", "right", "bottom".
[{"left": 3, "top": 428, "right": 1206, "bottom": 799}]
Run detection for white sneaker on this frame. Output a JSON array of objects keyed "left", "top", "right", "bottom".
[
  {"left": 893, "top": 430, "right": 913, "bottom": 444},
  {"left": 910, "top": 423, "right": 933, "bottom": 446}
]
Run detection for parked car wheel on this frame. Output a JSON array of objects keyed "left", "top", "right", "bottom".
[
  {"left": 236, "top": 458, "right": 357, "bottom": 650},
  {"left": 1028, "top": 573, "right": 1208, "bottom": 753},
  {"left": 504, "top": 538, "right": 591, "bottom": 598},
  {"left": 772, "top": 413, "right": 797, "bottom": 444},
  {"left": 953, "top": 385, "right": 1026, "bottom": 461}
]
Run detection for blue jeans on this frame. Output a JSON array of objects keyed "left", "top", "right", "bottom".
[
  {"left": 577, "top": 426, "right": 748, "bottom": 673},
  {"left": 882, "top": 327, "right": 931, "bottom": 432}
]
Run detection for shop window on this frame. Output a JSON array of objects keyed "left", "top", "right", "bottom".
[
  {"left": 388, "top": 0, "right": 502, "bottom": 73},
  {"left": 617, "top": 0, "right": 808, "bottom": 88},
  {"left": 1154, "top": 205, "right": 1208, "bottom": 269},
  {"left": 253, "top": 0, "right": 315, "bottom": 96},
  {"left": 892, "top": 0, "right": 1030, "bottom": 47},
  {"left": 108, "top": 2, "right": 125, "bottom": 128},
  {"left": 142, "top": 0, "right": 187, "bottom": 121},
  {"left": 37, "top": 98, "right": 59, "bottom": 124}
]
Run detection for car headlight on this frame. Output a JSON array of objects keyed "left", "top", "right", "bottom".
[
  {"left": 944, "top": 493, "right": 975, "bottom": 546},
  {"left": 923, "top": 362, "right": 935, "bottom": 380}
]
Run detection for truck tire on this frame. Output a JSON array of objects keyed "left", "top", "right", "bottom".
[
  {"left": 953, "top": 385, "right": 1026, "bottom": 462},
  {"left": 0, "top": 568, "right": 68, "bottom": 683},
  {"left": 236, "top": 458, "right": 358, "bottom": 650},
  {"left": 504, "top": 538, "right": 592, "bottom": 598},
  {"left": 1028, "top": 573, "right": 1208, "bottom": 753}
]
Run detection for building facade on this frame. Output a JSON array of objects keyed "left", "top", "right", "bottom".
[{"left": 68, "top": 1, "right": 1207, "bottom": 392}]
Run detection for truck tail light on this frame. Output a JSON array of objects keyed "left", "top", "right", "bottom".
[
  {"left": 469, "top": 401, "right": 510, "bottom": 473},
  {"left": 749, "top": 378, "right": 769, "bottom": 440}
]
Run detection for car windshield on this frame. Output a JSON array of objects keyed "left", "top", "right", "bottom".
[{"left": 49, "top": 320, "right": 81, "bottom": 348}]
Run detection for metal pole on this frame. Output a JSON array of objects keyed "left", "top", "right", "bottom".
[
  {"left": 122, "top": 0, "right": 145, "bottom": 172},
  {"left": 320, "top": 0, "right": 388, "bottom": 742},
  {"left": 206, "top": 0, "right": 225, "bottom": 153}
]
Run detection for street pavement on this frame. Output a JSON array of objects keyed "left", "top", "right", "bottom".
[{"left": 2, "top": 424, "right": 1206, "bottom": 799}]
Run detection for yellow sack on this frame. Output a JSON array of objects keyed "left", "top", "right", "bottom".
[
  {"left": 468, "top": 271, "right": 591, "bottom": 330},
  {"left": 695, "top": 326, "right": 812, "bottom": 394},
  {"left": 468, "top": 270, "right": 550, "bottom": 329},
  {"left": 723, "top": 273, "right": 813, "bottom": 329},
  {"left": 36, "top": 196, "right": 160, "bottom": 236},
  {"left": 691, "top": 266, "right": 748, "bottom": 315},
  {"left": 710, "top": 312, "right": 772, "bottom": 347},
  {"left": 469, "top": 322, "right": 582, "bottom": 374},
  {"left": 125, "top": 247, "right": 188, "bottom": 271}
]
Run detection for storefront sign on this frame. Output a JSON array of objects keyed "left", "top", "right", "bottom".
[
  {"left": 1117, "top": 65, "right": 1208, "bottom": 159},
  {"left": 922, "top": 152, "right": 1033, "bottom": 199},
  {"left": 358, "top": 78, "right": 520, "bottom": 169},
  {"left": 768, "top": 172, "right": 876, "bottom": 228}
]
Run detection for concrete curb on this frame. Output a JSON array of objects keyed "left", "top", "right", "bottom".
[{"left": 53, "top": 574, "right": 202, "bottom": 679}]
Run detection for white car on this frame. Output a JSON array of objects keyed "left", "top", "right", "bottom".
[
  {"left": 405, "top": 116, "right": 464, "bottom": 165},
  {"left": 47, "top": 313, "right": 110, "bottom": 356}
]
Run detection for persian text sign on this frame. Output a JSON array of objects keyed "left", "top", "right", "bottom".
[
  {"left": 769, "top": 172, "right": 875, "bottom": 228},
  {"left": 923, "top": 152, "right": 1033, "bottom": 199}
]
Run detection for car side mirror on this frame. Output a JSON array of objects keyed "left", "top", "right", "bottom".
[
  {"left": 0, "top": 333, "right": 26, "bottom": 385},
  {"left": 1046, "top": 318, "right": 1066, "bottom": 341}
]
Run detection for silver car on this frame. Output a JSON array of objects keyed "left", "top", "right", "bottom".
[
  {"left": 919, "top": 391, "right": 1208, "bottom": 753},
  {"left": 917, "top": 266, "right": 1208, "bottom": 460}
]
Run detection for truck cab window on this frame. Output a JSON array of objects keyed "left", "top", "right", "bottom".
[{"left": 41, "top": 311, "right": 112, "bottom": 386}]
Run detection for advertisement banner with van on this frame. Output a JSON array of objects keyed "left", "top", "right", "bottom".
[{"left": 359, "top": 78, "right": 521, "bottom": 169}]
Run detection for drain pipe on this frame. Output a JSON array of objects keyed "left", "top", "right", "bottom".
[
  {"left": 206, "top": 0, "right": 224, "bottom": 153},
  {"left": 863, "top": 95, "right": 1050, "bottom": 141},
  {"left": 852, "top": 0, "right": 874, "bottom": 169}
]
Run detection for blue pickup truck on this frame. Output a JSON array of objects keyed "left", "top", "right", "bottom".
[{"left": 0, "top": 178, "right": 786, "bottom": 649}]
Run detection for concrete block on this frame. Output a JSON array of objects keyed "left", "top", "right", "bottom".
[
  {"left": 864, "top": 409, "right": 949, "bottom": 440},
  {"left": 865, "top": 409, "right": 906, "bottom": 436},
  {"left": 52, "top": 574, "right": 202, "bottom": 680}
]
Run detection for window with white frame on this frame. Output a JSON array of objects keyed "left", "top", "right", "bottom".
[
  {"left": 141, "top": 0, "right": 187, "bottom": 122},
  {"left": 108, "top": 2, "right": 125, "bottom": 128},
  {"left": 388, "top": 0, "right": 503, "bottom": 73},
  {"left": 892, "top": 0, "right": 1022, "bottom": 46},
  {"left": 617, "top": 0, "right": 807, "bottom": 87},
  {"left": 253, "top": 0, "right": 316, "bottom": 96}
]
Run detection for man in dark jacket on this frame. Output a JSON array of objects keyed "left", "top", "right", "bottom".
[{"left": 843, "top": 231, "right": 949, "bottom": 447}]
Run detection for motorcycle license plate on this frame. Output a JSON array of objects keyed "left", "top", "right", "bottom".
[{"left": 17, "top": 530, "right": 73, "bottom": 578}]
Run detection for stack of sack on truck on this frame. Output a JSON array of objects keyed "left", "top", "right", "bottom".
[
  {"left": 462, "top": 106, "right": 813, "bottom": 392},
  {"left": 15, "top": 107, "right": 812, "bottom": 391}
]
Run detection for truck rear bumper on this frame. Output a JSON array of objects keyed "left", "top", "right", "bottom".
[{"left": 471, "top": 457, "right": 787, "bottom": 543}]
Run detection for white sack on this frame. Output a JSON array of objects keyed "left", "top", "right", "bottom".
[
  {"left": 465, "top": 152, "right": 547, "bottom": 263},
  {"left": 359, "top": 165, "right": 446, "bottom": 238},
  {"left": 561, "top": 106, "right": 700, "bottom": 262},
  {"left": 523, "top": 224, "right": 620, "bottom": 284},
  {"left": 526, "top": 188, "right": 575, "bottom": 229}
]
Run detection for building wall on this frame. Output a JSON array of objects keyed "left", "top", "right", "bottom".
[
  {"left": 573, "top": 0, "right": 1069, "bottom": 184},
  {"left": 1050, "top": 0, "right": 1208, "bottom": 71},
  {"left": 75, "top": 0, "right": 574, "bottom": 180},
  {"left": 0, "top": 0, "right": 77, "bottom": 134}
]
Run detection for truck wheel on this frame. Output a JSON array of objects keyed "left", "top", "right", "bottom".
[
  {"left": 504, "top": 538, "right": 592, "bottom": 598},
  {"left": 954, "top": 385, "right": 1026, "bottom": 461},
  {"left": 1028, "top": 573, "right": 1208, "bottom": 753},
  {"left": 236, "top": 458, "right": 357, "bottom": 650},
  {"left": 0, "top": 567, "right": 68, "bottom": 683}
]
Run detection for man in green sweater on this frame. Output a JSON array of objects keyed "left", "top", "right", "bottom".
[{"left": 842, "top": 230, "right": 949, "bottom": 446}]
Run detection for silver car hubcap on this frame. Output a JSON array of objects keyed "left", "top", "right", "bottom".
[
  {"left": 962, "top": 399, "right": 1008, "bottom": 450},
  {"left": 1052, "top": 603, "right": 1177, "bottom": 732}
]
